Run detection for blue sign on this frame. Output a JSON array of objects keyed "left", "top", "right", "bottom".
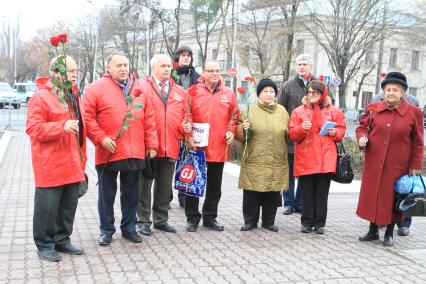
[
  {"left": 333, "top": 76, "right": 341, "bottom": 87},
  {"left": 324, "top": 76, "right": 331, "bottom": 85}
]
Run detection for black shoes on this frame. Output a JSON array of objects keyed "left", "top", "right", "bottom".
[
  {"left": 262, "top": 224, "right": 279, "bottom": 232},
  {"left": 203, "top": 220, "right": 224, "bottom": 231},
  {"left": 359, "top": 231, "right": 379, "bottom": 241},
  {"left": 56, "top": 243, "right": 84, "bottom": 255},
  {"left": 122, "top": 231, "right": 142, "bottom": 243},
  {"left": 383, "top": 235, "right": 394, "bottom": 247},
  {"left": 241, "top": 223, "right": 257, "bottom": 231},
  {"left": 38, "top": 250, "right": 61, "bottom": 262},
  {"left": 314, "top": 227, "right": 325, "bottom": 234},
  {"left": 283, "top": 206, "right": 293, "bottom": 215},
  {"left": 301, "top": 226, "right": 312, "bottom": 233},
  {"left": 397, "top": 227, "right": 409, "bottom": 236},
  {"left": 186, "top": 222, "right": 198, "bottom": 232},
  {"left": 138, "top": 225, "right": 152, "bottom": 236},
  {"left": 98, "top": 234, "right": 113, "bottom": 246},
  {"left": 154, "top": 223, "right": 177, "bottom": 233}
]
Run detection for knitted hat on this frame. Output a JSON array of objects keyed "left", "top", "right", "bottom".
[
  {"left": 307, "top": 80, "right": 328, "bottom": 102},
  {"left": 256, "top": 78, "right": 278, "bottom": 96},
  {"left": 381, "top": 72, "right": 408, "bottom": 90}
]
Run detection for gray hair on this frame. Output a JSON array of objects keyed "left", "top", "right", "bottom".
[
  {"left": 150, "top": 54, "right": 172, "bottom": 69},
  {"left": 106, "top": 52, "right": 127, "bottom": 65},
  {"left": 295, "top": 53, "right": 313, "bottom": 66},
  {"left": 49, "top": 55, "right": 75, "bottom": 73},
  {"left": 203, "top": 60, "right": 220, "bottom": 70}
]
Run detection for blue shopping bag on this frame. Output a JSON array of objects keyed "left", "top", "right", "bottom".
[
  {"left": 395, "top": 175, "right": 426, "bottom": 195},
  {"left": 174, "top": 145, "right": 207, "bottom": 197}
]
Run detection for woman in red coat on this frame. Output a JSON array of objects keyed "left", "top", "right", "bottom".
[
  {"left": 289, "top": 80, "right": 346, "bottom": 234},
  {"left": 356, "top": 72, "right": 424, "bottom": 247}
]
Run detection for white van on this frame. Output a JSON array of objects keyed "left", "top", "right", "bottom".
[{"left": 13, "top": 82, "right": 36, "bottom": 103}]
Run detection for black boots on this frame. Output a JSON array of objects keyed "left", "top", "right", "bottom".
[
  {"left": 359, "top": 222, "right": 379, "bottom": 241},
  {"left": 383, "top": 222, "right": 395, "bottom": 247}
]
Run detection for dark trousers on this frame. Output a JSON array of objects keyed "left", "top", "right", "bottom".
[
  {"left": 243, "top": 190, "right": 281, "bottom": 226},
  {"left": 283, "top": 153, "right": 303, "bottom": 209},
  {"left": 33, "top": 183, "right": 79, "bottom": 251},
  {"left": 97, "top": 168, "right": 139, "bottom": 235},
  {"left": 185, "top": 162, "right": 224, "bottom": 224},
  {"left": 397, "top": 217, "right": 412, "bottom": 228},
  {"left": 299, "top": 173, "right": 331, "bottom": 228},
  {"left": 137, "top": 158, "right": 175, "bottom": 226}
]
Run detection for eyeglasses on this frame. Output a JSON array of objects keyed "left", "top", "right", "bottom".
[
  {"left": 307, "top": 90, "right": 321, "bottom": 95},
  {"left": 204, "top": 69, "right": 221, "bottom": 73}
]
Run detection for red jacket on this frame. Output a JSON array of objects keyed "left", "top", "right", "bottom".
[
  {"left": 82, "top": 75, "right": 158, "bottom": 165},
  {"left": 188, "top": 80, "right": 240, "bottom": 162},
  {"left": 26, "top": 78, "right": 87, "bottom": 188},
  {"left": 141, "top": 77, "right": 191, "bottom": 159},
  {"left": 289, "top": 96, "right": 346, "bottom": 176},
  {"left": 356, "top": 100, "right": 424, "bottom": 224}
]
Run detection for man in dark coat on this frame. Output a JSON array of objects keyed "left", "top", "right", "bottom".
[
  {"left": 277, "top": 53, "right": 315, "bottom": 215},
  {"left": 171, "top": 46, "right": 201, "bottom": 208}
]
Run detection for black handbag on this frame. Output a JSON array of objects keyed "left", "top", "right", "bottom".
[
  {"left": 331, "top": 142, "right": 354, "bottom": 184},
  {"left": 395, "top": 175, "right": 426, "bottom": 217},
  {"left": 141, "top": 155, "right": 159, "bottom": 179},
  {"left": 78, "top": 173, "right": 88, "bottom": 198}
]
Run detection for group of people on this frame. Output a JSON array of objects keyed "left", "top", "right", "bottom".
[{"left": 26, "top": 40, "right": 423, "bottom": 262}]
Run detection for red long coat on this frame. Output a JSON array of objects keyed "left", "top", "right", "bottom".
[
  {"left": 141, "top": 77, "right": 191, "bottom": 159},
  {"left": 356, "top": 100, "right": 424, "bottom": 225},
  {"left": 188, "top": 80, "right": 240, "bottom": 162},
  {"left": 83, "top": 75, "right": 158, "bottom": 165},
  {"left": 26, "top": 78, "right": 87, "bottom": 187}
]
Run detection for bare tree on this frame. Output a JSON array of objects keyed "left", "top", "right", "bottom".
[{"left": 304, "top": 0, "right": 393, "bottom": 109}]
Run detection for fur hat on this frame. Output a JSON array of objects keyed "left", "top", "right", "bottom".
[
  {"left": 256, "top": 78, "right": 278, "bottom": 96},
  {"left": 381, "top": 72, "right": 408, "bottom": 90}
]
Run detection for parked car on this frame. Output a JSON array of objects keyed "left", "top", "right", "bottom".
[
  {"left": 13, "top": 82, "right": 36, "bottom": 103},
  {"left": 0, "top": 82, "right": 21, "bottom": 109}
]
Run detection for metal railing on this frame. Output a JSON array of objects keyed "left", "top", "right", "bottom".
[{"left": 0, "top": 99, "right": 26, "bottom": 130}]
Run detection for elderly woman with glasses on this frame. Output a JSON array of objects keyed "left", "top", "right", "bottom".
[{"left": 289, "top": 80, "right": 346, "bottom": 234}]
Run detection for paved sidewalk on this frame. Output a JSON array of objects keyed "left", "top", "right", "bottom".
[{"left": 1, "top": 130, "right": 426, "bottom": 283}]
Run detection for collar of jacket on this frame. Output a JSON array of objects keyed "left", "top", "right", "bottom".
[
  {"left": 376, "top": 99, "right": 409, "bottom": 116},
  {"left": 199, "top": 79, "right": 223, "bottom": 94},
  {"left": 145, "top": 76, "right": 177, "bottom": 88},
  {"left": 258, "top": 100, "right": 277, "bottom": 113}
]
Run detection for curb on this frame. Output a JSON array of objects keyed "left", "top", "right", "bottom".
[
  {"left": 0, "top": 131, "right": 12, "bottom": 164},
  {"left": 224, "top": 162, "right": 361, "bottom": 193}
]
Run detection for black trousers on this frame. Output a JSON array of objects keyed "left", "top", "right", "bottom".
[
  {"left": 97, "top": 168, "right": 139, "bottom": 235},
  {"left": 185, "top": 162, "right": 224, "bottom": 224},
  {"left": 243, "top": 190, "right": 281, "bottom": 226},
  {"left": 299, "top": 173, "right": 331, "bottom": 228},
  {"left": 33, "top": 183, "right": 79, "bottom": 251}
]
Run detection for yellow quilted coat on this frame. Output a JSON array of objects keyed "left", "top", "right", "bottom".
[{"left": 235, "top": 101, "right": 289, "bottom": 192}]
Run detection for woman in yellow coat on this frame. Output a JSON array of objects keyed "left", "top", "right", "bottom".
[{"left": 235, "top": 78, "right": 289, "bottom": 232}]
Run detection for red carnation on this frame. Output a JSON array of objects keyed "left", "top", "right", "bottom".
[
  {"left": 244, "top": 76, "right": 255, "bottom": 82},
  {"left": 172, "top": 62, "right": 179, "bottom": 69},
  {"left": 72, "top": 85, "right": 79, "bottom": 95},
  {"left": 319, "top": 74, "right": 324, "bottom": 81},
  {"left": 303, "top": 74, "right": 312, "bottom": 81},
  {"left": 237, "top": 87, "right": 246, "bottom": 94},
  {"left": 134, "top": 89, "right": 142, "bottom": 97},
  {"left": 380, "top": 72, "right": 387, "bottom": 78},
  {"left": 58, "top": 34, "right": 68, "bottom": 44},
  {"left": 50, "top": 36, "right": 60, "bottom": 47}
]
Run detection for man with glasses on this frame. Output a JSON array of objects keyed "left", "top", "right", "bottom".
[{"left": 184, "top": 60, "right": 240, "bottom": 232}]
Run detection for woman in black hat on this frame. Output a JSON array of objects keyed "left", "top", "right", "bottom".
[
  {"left": 235, "top": 78, "right": 289, "bottom": 232},
  {"left": 356, "top": 72, "right": 424, "bottom": 247}
]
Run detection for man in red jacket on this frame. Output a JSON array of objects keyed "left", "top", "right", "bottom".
[
  {"left": 185, "top": 60, "right": 240, "bottom": 232},
  {"left": 27, "top": 56, "right": 87, "bottom": 262},
  {"left": 83, "top": 52, "right": 158, "bottom": 246},
  {"left": 137, "top": 54, "right": 192, "bottom": 236}
]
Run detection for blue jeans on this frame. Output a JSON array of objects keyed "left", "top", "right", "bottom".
[
  {"left": 397, "top": 217, "right": 412, "bottom": 228},
  {"left": 283, "top": 153, "right": 303, "bottom": 210}
]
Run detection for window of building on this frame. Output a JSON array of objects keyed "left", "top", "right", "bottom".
[
  {"left": 409, "top": 87, "right": 418, "bottom": 97},
  {"left": 365, "top": 49, "right": 374, "bottom": 66},
  {"left": 411, "top": 50, "right": 420, "bottom": 70},
  {"left": 296, "top": 39, "right": 304, "bottom": 54},
  {"left": 389, "top": 48, "right": 398, "bottom": 68}
]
